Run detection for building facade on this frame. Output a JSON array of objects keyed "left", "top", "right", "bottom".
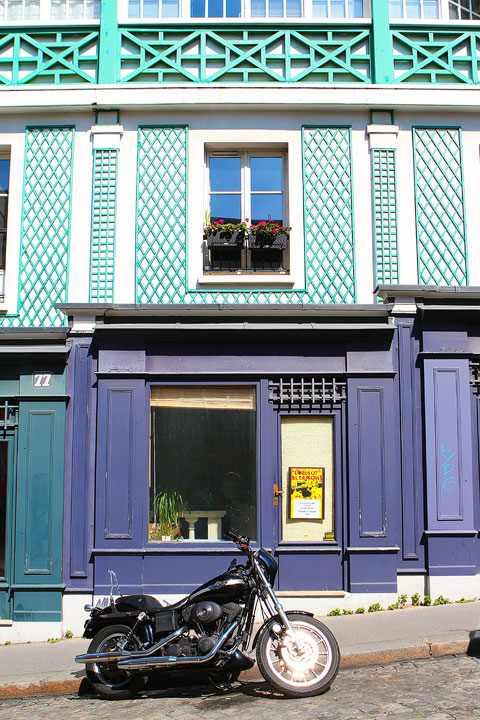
[{"left": 1, "top": 0, "right": 480, "bottom": 640}]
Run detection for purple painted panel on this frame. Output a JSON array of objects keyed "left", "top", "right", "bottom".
[
  {"left": 105, "top": 388, "right": 133, "bottom": 539},
  {"left": 397, "top": 321, "right": 424, "bottom": 565},
  {"left": 99, "top": 346, "right": 146, "bottom": 374},
  {"left": 358, "top": 388, "right": 386, "bottom": 537},
  {"left": 426, "top": 535, "right": 477, "bottom": 576},
  {"left": 277, "top": 552, "right": 342, "bottom": 591},
  {"left": 424, "top": 359, "right": 474, "bottom": 529},
  {"left": 347, "top": 378, "right": 401, "bottom": 550},
  {"left": 95, "top": 554, "right": 143, "bottom": 595},
  {"left": 348, "top": 551, "right": 398, "bottom": 593}
]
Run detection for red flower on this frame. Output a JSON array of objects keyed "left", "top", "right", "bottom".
[
  {"left": 219, "top": 219, "right": 224, "bottom": 223},
  {"left": 258, "top": 220, "right": 266, "bottom": 226},
  {"left": 273, "top": 228, "right": 277, "bottom": 233}
]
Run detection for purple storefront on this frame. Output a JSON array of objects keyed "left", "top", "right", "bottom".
[{"left": 60, "top": 291, "right": 480, "bottom": 619}]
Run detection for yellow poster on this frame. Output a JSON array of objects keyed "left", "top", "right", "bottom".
[{"left": 289, "top": 467, "right": 324, "bottom": 520}]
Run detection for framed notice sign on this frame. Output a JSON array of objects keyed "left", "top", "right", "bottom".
[{"left": 289, "top": 467, "right": 324, "bottom": 520}]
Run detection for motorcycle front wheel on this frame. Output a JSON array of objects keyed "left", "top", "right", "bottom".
[
  {"left": 86, "top": 624, "right": 146, "bottom": 700},
  {"left": 256, "top": 613, "right": 340, "bottom": 698}
]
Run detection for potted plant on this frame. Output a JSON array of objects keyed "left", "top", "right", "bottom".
[
  {"left": 248, "top": 220, "right": 290, "bottom": 250},
  {"left": 151, "top": 488, "right": 185, "bottom": 541},
  {"left": 204, "top": 217, "right": 247, "bottom": 248}
]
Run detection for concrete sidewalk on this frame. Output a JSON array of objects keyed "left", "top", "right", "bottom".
[{"left": 1, "top": 601, "right": 480, "bottom": 699}]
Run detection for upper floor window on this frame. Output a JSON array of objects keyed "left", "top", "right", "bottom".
[
  {"left": 449, "top": 0, "right": 480, "bottom": 18},
  {"left": 389, "top": 0, "right": 439, "bottom": 18},
  {"left": 126, "top": 0, "right": 366, "bottom": 18},
  {"left": 0, "top": 157, "right": 10, "bottom": 299},
  {"left": 204, "top": 151, "right": 289, "bottom": 273},
  {"left": 0, "top": 0, "right": 100, "bottom": 21}
]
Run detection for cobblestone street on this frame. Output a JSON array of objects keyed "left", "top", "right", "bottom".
[{"left": 1, "top": 655, "right": 480, "bottom": 720}]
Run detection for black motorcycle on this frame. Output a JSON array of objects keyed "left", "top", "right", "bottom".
[{"left": 75, "top": 532, "right": 340, "bottom": 699}]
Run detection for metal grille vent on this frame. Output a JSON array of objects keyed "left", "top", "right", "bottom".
[
  {"left": 269, "top": 378, "right": 347, "bottom": 408},
  {"left": 470, "top": 361, "right": 480, "bottom": 394}
]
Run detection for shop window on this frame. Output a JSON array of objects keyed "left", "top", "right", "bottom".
[
  {"left": 449, "top": 0, "right": 480, "bottom": 18},
  {"left": 389, "top": 0, "right": 439, "bottom": 17},
  {"left": 0, "top": 156, "right": 10, "bottom": 300},
  {"left": 204, "top": 152, "right": 289, "bottom": 274},
  {"left": 149, "top": 386, "right": 257, "bottom": 543},
  {"left": 280, "top": 416, "right": 335, "bottom": 542},
  {"left": 312, "top": 0, "right": 364, "bottom": 18}
]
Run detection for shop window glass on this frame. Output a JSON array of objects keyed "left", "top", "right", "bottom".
[
  {"left": 389, "top": 0, "right": 439, "bottom": 17},
  {"left": 312, "top": 0, "right": 364, "bottom": 17},
  {"left": 281, "top": 416, "right": 335, "bottom": 542},
  {"left": 128, "top": 0, "right": 179, "bottom": 17},
  {"left": 150, "top": 386, "right": 257, "bottom": 542}
]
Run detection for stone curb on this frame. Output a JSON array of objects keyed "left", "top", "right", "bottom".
[{"left": 0, "top": 640, "right": 470, "bottom": 700}]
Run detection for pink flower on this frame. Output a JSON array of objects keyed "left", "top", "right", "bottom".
[
  {"left": 258, "top": 221, "right": 266, "bottom": 226},
  {"left": 245, "top": 218, "right": 249, "bottom": 222},
  {"left": 219, "top": 219, "right": 224, "bottom": 223},
  {"left": 273, "top": 228, "right": 277, "bottom": 233}
]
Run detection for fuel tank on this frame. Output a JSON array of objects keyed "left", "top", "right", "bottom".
[{"left": 187, "top": 570, "right": 247, "bottom": 604}]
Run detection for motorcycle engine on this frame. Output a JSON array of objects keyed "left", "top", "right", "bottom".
[{"left": 178, "top": 602, "right": 242, "bottom": 656}]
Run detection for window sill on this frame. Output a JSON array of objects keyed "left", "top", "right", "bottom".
[{"left": 197, "top": 274, "right": 295, "bottom": 287}]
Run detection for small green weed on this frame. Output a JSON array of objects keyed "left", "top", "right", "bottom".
[
  {"left": 64, "top": 630, "right": 73, "bottom": 639},
  {"left": 456, "top": 597, "right": 476, "bottom": 603},
  {"left": 47, "top": 637, "right": 61, "bottom": 643},
  {"left": 355, "top": 606, "right": 365, "bottom": 614},
  {"left": 368, "top": 602, "right": 383, "bottom": 613},
  {"left": 4, "top": 640, "right": 10, "bottom": 645},
  {"left": 387, "top": 602, "right": 399, "bottom": 611},
  {"left": 433, "top": 595, "right": 451, "bottom": 606},
  {"left": 398, "top": 594, "right": 407, "bottom": 607},
  {"left": 327, "top": 608, "right": 341, "bottom": 616},
  {"left": 342, "top": 609, "right": 353, "bottom": 615},
  {"left": 411, "top": 592, "right": 421, "bottom": 606},
  {"left": 423, "top": 595, "right": 431, "bottom": 606}
]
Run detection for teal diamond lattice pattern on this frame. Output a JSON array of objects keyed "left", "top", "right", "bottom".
[
  {"left": 303, "top": 127, "right": 356, "bottom": 303},
  {"left": 5, "top": 127, "right": 74, "bottom": 328},
  {"left": 414, "top": 128, "right": 467, "bottom": 285},
  {"left": 372, "top": 148, "right": 398, "bottom": 286},
  {"left": 136, "top": 127, "right": 188, "bottom": 304},
  {"left": 90, "top": 149, "right": 117, "bottom": 302}
]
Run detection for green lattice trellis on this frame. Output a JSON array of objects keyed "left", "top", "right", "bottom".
[
  {"left": 120, "top": 26, "right": 370, "bottom": 84},
  {"left": 372, "top": 148, "right": 398, "bottom": 287},
  {"left": 303, "top": 127, "right": 356, "bottom": 304},
  {"left": 136, "top": 126, "right": 188, "bottom": 304},
  {"left": 413, "top": 128, "right": 467, "bottom": 286},
  {"left": 3, "top": 127, "right": 74, "bottom": 328},
  {"left": 0, "top": 30, "right": 99, "bottom": 85},
  {"left": 90, "top": 149, "right": 117, "bottom": 302}
]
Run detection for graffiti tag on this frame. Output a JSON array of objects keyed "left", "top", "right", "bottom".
[{"left": 440, "top": 443, "right": 457, "bottom": 491}]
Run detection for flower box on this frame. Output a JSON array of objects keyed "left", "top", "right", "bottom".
[
  {"left": 206, "top": 229, "right": 245, "bottom": 248},
  {"left": 249, "top": 231, "right": 288, "bottom": 250}
]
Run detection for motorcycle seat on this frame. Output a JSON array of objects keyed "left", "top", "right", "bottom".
[{"left": 115, "top": 594, "right": 164, "bottom": 613}]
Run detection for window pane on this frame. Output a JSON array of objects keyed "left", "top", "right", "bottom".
[
  {"left": 68, "top": 0, "right": 84, "bottom": 19},
  {"left": 424, "top": 0, "right": 439, "bottom": 17},
  {"left": 191, "top": 0, "right": 205, "bottom": 14},
  {"left": 51, "top": 0, "right": 67, "bottom": 19},
  {"left": 281, "top": 417, "right": 334, "bottom": 543},
  {"left": 150, "top": 387, "right": 257, "bottom": 543},
  {"left": 312, "top": 0, "right": 328, "bottom": 17},
  {"left": 210, "top": 156, "right": 241, "bottom": 192},
  {"left": 251, "top": 194, "right": 283, "bottom": 224},
  {"left": 389, "top": 0, "right": 403, "bottom": 17},
  {"left": 349, "top": 0, "right": 363, "bottom": 16},
  {"left": 0, "top": 197, "right": 8, "bottom": 231},
  {"left": 208, "top": 0, "right": 223, "bottom": 15},
  {"left": 268, "top": 0, "right": 284, "bottom": 16},
  {"left": 210, "top": 194, "right": 241, "bottom": 224},
  {"left": 6, "top": 0, "right": 23, "bottom": 20},
  {"left": 331, "top": 0, "right": 346, "bottom": 17},
  {"left": 286, "top": 0, "right": 301, "bottom": 16},
  {"left": 251, "top": 0, "right": 266, "bottom": 15},
  {"left": 251, "top": 157, "right": 282, "bottom": 192},
  {"left": 163, "top": 0, "right": 179, "bottom": 15},
  {"left": 0, "top": 160, "right": 10, "bottom": 194},
  {"left": 144, "top": 0, "right": 159, "bottom": 16},
  {"left": 86, "top": 0, "right": 100, "bottom": 18},
  {"left": 226, "top": 0, "right": 241, "bottom": 15},
  {"left": 25, "top": 0, "right": 40, "bottom": 19},
  {"left": 405, "top": 0, "right": 421, "bottom": 18}
]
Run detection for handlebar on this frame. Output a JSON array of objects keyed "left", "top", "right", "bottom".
[{"left": 226, "top": 530, "right": 251, "bottom": 551}]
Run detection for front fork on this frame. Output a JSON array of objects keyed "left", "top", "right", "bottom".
[{"left": 254, "top": 559, "right": 303, "bottom": 652}]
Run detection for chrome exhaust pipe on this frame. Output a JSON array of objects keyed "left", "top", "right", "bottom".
[
  {"left": 75, "top": 626, "right": 187, "bottom": 665},
  {"left": 117, "top": 620, "right": 239, "bottom": 670}
]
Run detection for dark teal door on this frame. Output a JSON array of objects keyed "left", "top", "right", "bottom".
[
  {"left": 13, "top": 402, "right": 65, "bottom": 621},
  {"left": 0, "top": 438, "right": 15, "bottom": 618}
]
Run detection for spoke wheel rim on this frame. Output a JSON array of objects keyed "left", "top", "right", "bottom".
[
  {"left": 265, "top": 621, "right": 332, "bottom": 688},
  {"left": 92, "top": 632, "right": 140, "bottom": 688}
]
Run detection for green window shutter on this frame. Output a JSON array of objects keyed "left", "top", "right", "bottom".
[
  {"left": 302, "top": 126, "right": 356, "bottom": 304},
  {"left": 90, "top": 149, "right": 118, "bottom": 302},
  {"left": 413, "top": 128, "right": 468, "bottom": 286},
  {"left": 372, "top": 148, "right": 399, "bottom": 287},
  {"left": 136, "top": 127, "right": 188, "bottom": 304},
  {"left": 10, "top": 127, "right": 74, "bottom": 328}
]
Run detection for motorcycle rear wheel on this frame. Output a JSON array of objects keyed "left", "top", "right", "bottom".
[
  {"left": 256, "top": 613, "right": 340, "bottom": 698},
  {"left": 86, "top": 624, "right": 146, "bottom": 700}
]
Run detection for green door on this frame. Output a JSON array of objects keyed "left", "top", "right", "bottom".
[{"left": 0, "top": 437, "right": 16, "bottom": 619}]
